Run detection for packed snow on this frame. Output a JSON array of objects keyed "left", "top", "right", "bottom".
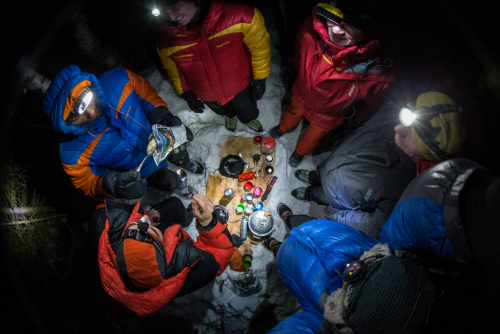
[{"left": 138, "top": 8, "right": 325, "bottom": 333}]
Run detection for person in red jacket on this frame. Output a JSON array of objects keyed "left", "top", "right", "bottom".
[
  {"left": 91, "top": 193, "right": 235, "bottom": 316},
  {"left": 156, "top": 0, "right": 271, "bottom": 133},
  {"left": 269, "top": 0, "right": 395, "bottom": 167}
]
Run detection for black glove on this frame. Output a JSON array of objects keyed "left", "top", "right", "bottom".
[
  {"left": 103, "top": 170, "right": 147, "bottom": 199},
  {"left": 181, "top": 90, "right": 205, "bottom": 113},
  {"left": 251, "top": 78, "right": 266, "bottom": 101},
  {"left": 147, "top": 106, "right": 182, "bottom": 126},
  {"left": 185, "top": 125, "right": 194, "bottom": 141}
]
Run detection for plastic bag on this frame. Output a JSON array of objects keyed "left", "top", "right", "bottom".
[{"left": 150, "top": 124, "right": 188, "bottom": 166}]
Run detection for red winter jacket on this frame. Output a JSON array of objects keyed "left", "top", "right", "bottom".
[
  {"left": 98, "top": 201, "right": 234, "bottom": 316},
  {"left": 292, "top": 10, "right": 396, "bottom": 130},
  {"left": 157, "top": 0, "right": 271, "bottom": 105}
]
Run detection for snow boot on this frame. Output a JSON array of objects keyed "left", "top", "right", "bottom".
[
  {"left": 269, "top": 125, "right": 297, "bottom": 139},
  {"left": 176, "top": 182, "right": 191, "bottom": 198},
  {"left": 243, "top": 119, "right": 263, "bottom": 132},
  {"left": 294, "top": 170, "right": 312, "bottom": 184},
  {"left": 277, "top": 203, "right": 293, "bottom": 229},
  {"left": 291, "top": 187, "right": 311, "bottom": 201},
  {"left": 262, "top": 237, "right": 282, "bottom": 252},
  {"left": 289, "top": 150, "right": 304, "bottom": 167},
  {"left": 184, "top": 159, "right": 205, "bottom": 174},
  {"left": 225, "top": 116, "right": 237, "bottom": 132}
]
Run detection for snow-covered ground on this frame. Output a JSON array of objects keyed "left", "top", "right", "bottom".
[{"left": 139, "top": 8, "right": 325, "bottom": 333}]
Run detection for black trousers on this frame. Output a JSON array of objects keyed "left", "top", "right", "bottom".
[
  {"left": 305, "top": 171, "right": 329, "bottom": 206},
  {"left": 204, "top": 84, "right": 259, "bottom": 123}
]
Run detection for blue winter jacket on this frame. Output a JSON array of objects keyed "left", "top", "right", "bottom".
[
  {"left": 43, "top": 65, "right": 170, "bottom": 198},
  {"left": 269, "top": 219, "right": 378, "bottom": 333}
]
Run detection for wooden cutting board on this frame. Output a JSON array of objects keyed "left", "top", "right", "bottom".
[{"left": 207, "top": 135, "right": 276, "bottom": 262}]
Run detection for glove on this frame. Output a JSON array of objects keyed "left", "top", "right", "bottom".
[
  {"left": 103, "top": 170, "right": 147, "bottom": 199},
  {"left": 185, "top": 125, "right": 194, "bottom": 141},
  {"left": 147, "top": 106, "right": 182, "bottom": 126},
  {"left": 181, "top": 90, "right": 205, "bottom": 113},
  {"left": 251, "top": 78, "right": 266, "bottom": 101}
]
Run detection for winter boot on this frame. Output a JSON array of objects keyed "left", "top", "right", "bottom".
[
  {"left": 291, "top": 187, "right": 311, "bottom": 201},
  {"left": 262, "top": 237, "right": 282, "bottom": 252},
  {"left": 176, "top": 182, "right": 191, "bottom": 198},
  {"left": 294, "top": 170, "right": 312, "bottom": 184},
  {"left": 243, "top": 119, "right": 263, "bottom": 132},
  {"left": 184, "top": 159, "right": 205, "bottom": 174},
  {"left": 289, "top": 150, "right": 304, "bottom": 167},
  {"left": 269, "top": 125, "right": 297, "bottom": 139},
  {"left": 277, "top": 203, "right": 293, "bottom": 229},
  {"left": 269, "top": 125, "right": 284, "bottom": 138},
  {"left": 225, "top": 116, "right": 237, "bottom": 132}
]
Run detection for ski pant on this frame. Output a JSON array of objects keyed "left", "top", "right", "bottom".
[
  {"left": 204, "top": 84, "right": 259, "bottom": 123},
  {"left": 279, "top": 97, "right": 330, "bottom": 156}
]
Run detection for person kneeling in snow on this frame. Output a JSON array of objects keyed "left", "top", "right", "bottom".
[
  {"left": 43, "top": 65, "right": 204, "bottom": 201},
  {"left": 263, "top": 215, "right": 442, "bottom": 334},
  {"left": 92, "top": 194, "right": 235, "bottom": 316},
  {"left": 290, "top": 91, "right": 465, "bottom": 238}
]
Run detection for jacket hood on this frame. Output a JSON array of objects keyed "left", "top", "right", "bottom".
[
  {"left": 43, "top": 65, "right": 109, "bottom": 136},
  {"left": 311, "top": 7, "right": 380, "bottom": 60}
]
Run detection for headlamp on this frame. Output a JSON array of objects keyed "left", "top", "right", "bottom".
[
  {"left": 77, "top": 91, "right": 93, "bottom": 115},
  {"left": 152, "top": 7, "right": 160, "bottom": 16},
  {"left": 399, "top": 107, "right": 416, "bottom": 127}
]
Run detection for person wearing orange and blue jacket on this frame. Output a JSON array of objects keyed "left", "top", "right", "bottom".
[
  {"left": 43, "top": 65, "right": 204, "bottom": 200},
  {"left": 156, "top": 0, "right": 271, "bottom": 133}
]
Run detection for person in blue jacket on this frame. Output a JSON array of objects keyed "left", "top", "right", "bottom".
[
  {"left": 264, "top": 158, "right": 499, "bottom": 333},
  {"left": 263, "top": 207, "right": 440, "bottom": 334},
  {"left": 379, "top": 158, "right": 500, "bottom": 314},
  {"left": 43, "top": 65, "right": 204, "bottom": 200}
]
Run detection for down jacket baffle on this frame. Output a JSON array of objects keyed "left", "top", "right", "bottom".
[
  {"left": 156, "top": 0, "right": 271, "bottom": 105},
  {"left": 43, "top": 65, "right": 172, "bottom": 198},
  {"left": 291, "top": 8, "right": 395, "bottom": 131},
  {"left": 268, "top": 219, "right": 378, "bottom": 333},
  {"left": 318, "top": 100, "right": 417, "bottom": 238},
  {"left": 98, "top": 199, "right": 235, "bottom": 316}
]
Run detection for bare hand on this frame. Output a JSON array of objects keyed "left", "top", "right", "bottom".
[
  {"left": 191, "top": 194, "right": 214, "bottom": 226},
  {"left": 148, "top": 209, "right": 161, "bottom": 227}
]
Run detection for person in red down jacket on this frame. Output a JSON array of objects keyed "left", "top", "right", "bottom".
[
  {"left": 156, "top": 0, "right": 271, "bottom": 133},
  {"left": 269, "top": 0, "right": 396, "bottom": 167},
  {"left": 91, "top": 194, "right": 235, "bottom": 316}
]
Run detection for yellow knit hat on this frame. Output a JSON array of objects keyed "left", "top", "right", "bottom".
[{"left": 412, "top": 92, "right": 465, "bottom": 162}]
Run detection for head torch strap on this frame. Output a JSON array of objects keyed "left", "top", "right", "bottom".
[
  {"left": 121, "top": 229, "right": 166, "bottom": 258},
  {"left": 316, "top": 2, "right": 344, "bottom": 24}
]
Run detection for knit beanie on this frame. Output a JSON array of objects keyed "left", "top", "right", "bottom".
[
  {"left": 412, "top": 92, "right": 465, "bottom": 163},
  {"left": 116, "top": 233, "right": 166, "bottom": 291},
  {"left": 316, "top": 0, "right": 379, "bottom": 38},
  {"left": 323, "top": 244, "right": 439, "bottom": 334}
]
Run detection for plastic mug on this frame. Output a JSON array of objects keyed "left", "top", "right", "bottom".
[
  {"left": 236, "top": 204, "right": 245, "bottom": 214},
  {"left": 253, "top": 187, "right": 263, "bottom": 197},
  {"left": 244, "top": 181, "right": 254, "bottom": 191}
]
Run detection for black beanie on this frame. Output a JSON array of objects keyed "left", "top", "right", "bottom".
[{"left": 345, "top": 256, "right": 438, "bottom": 334}]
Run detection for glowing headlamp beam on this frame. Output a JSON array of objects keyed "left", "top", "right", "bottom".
[
  {"left": 152, "top": 8, "right": 160, "bottom": 16},
  {"left": 78, "top": 91, "right": 93, "bottom": 115},
  {"left": 399, "top": 107, "right": 416, "bottom": 127}
]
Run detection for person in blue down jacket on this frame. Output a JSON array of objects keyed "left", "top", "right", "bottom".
[
  {"left": 265, "top": 158, "right": 499, "bottom": 333},
  {"left": 43, "top": 65, "right": 204, "bottom": 200}
]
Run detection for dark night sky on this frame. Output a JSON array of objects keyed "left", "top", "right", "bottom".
[{"left": 2, "top": 0, "right": 500, "bottom": 333}]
